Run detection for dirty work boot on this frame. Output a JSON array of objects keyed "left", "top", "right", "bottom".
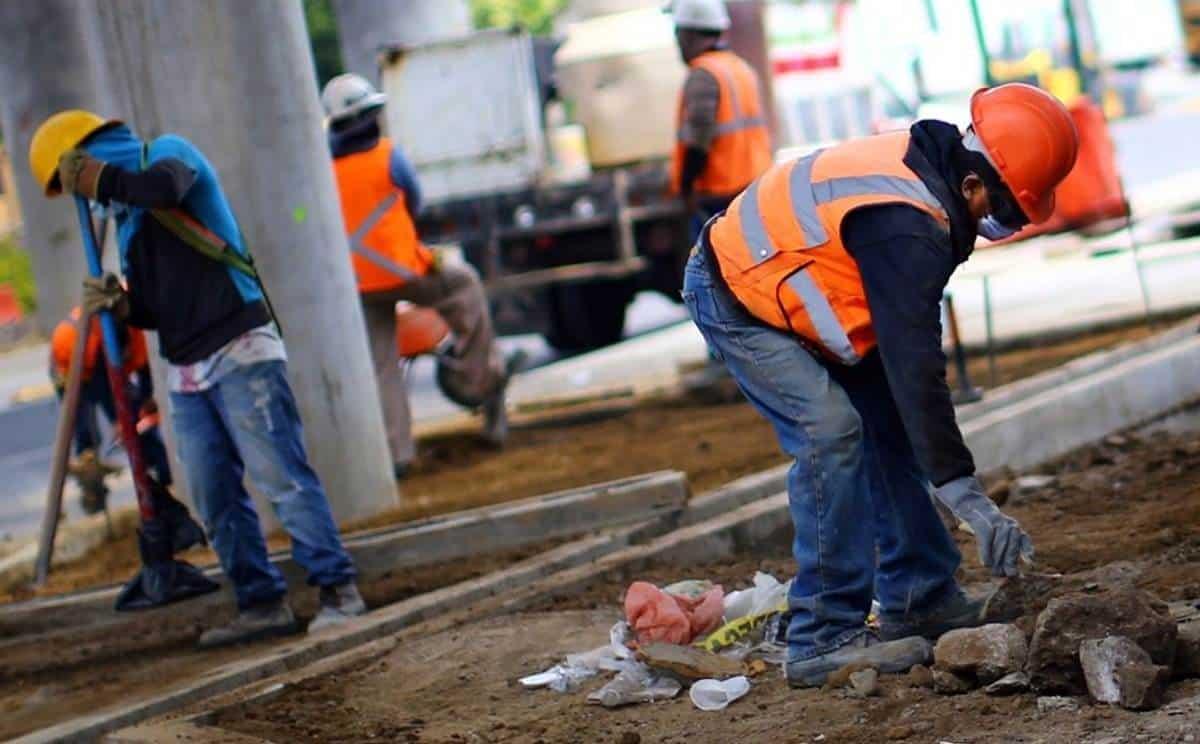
[
  {"left": 878, "top": 589, "right": 986, "bottom": 642},
  {"left": 198, "top": 600, "right": 298, "bottom": 649},
  {"left": 786, "top": 631, "right": 933, "bottom": 688},
  {"left": 481, "top": 349, "right": 528, "bottom": 447},
  {"left": 308, "top": 583, "right": 367, "bottom": 633}
]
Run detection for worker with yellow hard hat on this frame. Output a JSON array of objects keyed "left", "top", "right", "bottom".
[
  {"left": 30, "top": 109, "right": 366, "bottom": 646},
  {"left": 681, "top": 83, "right": 1079, "bottom": 686}
]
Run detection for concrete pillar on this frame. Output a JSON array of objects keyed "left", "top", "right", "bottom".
[
  {"left": 332, "top": 0, "right": 470, "bottom": 85},
  {"left": 93, "top": 0, "right": 397, "bottom": 525},
  {"left": 0, "top": 0, "right": 114, "bottom": 334}
]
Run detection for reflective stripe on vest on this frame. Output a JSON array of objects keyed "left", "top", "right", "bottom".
[
  {"left": 346, "top": 192, "right": 419, "bottom": 282},
  {"left": 708, "top": 131, "right": 948, "bottom": 365}
]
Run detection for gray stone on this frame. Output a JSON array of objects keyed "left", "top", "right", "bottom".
[
  {"left": 1013, "top": 474, "right": 1056, "bottom": 499},
  {"left": 1027, "top": 588, "right": 1178, "bottom": 693},
  {"left": 934, "top": 623, "right": 1028, "bottom": 684},
  {"left": 1037, "top": 696, "right": 1080, "bottom": 714},
  {"left": 848, "top": 668, "right": 880, "bottom": 698},
  {"left": 1080, "top": 636, "right": 1152, "bottom": 704},
  {"left": 984, "top": 671, "right": 1030, "bottom": 696},
  {"left": 981, "top": 573, "right": 1066, "bottom": 624},
  {"left": 1117, "top": 663, "right": 1170, "bottom": 711},
  {"left": 1174, "top": 620, "right": 1200, "bottom": 679},
  {"left": 905, "top": 664, "right": 933, "bottom": 688},
  {"left": 932, "top": 668, "right": 973, "bottom": 695}
]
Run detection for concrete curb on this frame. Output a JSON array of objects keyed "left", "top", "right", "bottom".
[
  {"left": 965, "top": 334, "right": 1200, "bottom": 474},
  {"left": 0, "top": 471, "right": 687, "bottom": 638}
]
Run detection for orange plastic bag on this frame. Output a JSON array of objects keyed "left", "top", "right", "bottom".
[{"left": 624, "top": 581, "right": 725, "bottom": 645}]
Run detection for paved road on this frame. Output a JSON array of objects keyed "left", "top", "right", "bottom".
[{"left": 3, "top": 108, "right": 1200, "bottom": 543}]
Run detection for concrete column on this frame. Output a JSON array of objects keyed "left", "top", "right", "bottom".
[
  {"left": 93, "top": 0, "right": 396, "bottom": 525},
  {"left": 0, "top": 0, "right": 114, "bottom": 334},
  {"left": 332, "top": 0, "right": 470, "bottom": 85}
]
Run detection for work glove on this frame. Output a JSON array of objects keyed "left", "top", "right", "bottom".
[
  {"left": 934, "top": 475, "right": 1034, "bottom": 577},
  {"left": 57, "top": 148, "right": 107, "bottom": 200},
  {"left": 81, "top": 273, "right": 130, "bottom": 320}
]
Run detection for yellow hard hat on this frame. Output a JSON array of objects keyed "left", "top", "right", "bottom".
[{"left": 29, "top": 110, "right": 120, "bottom": 197}]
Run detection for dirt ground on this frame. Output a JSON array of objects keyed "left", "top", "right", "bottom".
[
  {"left": 0, "top": 321, "right": 1163, "bottom": 604},
  {"left": 211, "top": 428, "right": 1200, "bottom": 744}
]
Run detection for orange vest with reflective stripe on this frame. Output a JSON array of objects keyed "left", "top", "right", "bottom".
[
  {"left": 709, "top": 132, "right": 948, "bottom": 364},
  {"left": 50, "top": 307, "right": 148, "bottom": 381},
  {"left": 671, "top": 50, "right": 772, "bottom": 198},
  {"left": 332, "top": 138, "right": 432, "bottom": 294}
]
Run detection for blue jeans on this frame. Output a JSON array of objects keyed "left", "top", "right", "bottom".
[
  {"left": 170, "top": 360, "right": 356, "bottom": 609},
  {"left": 681, "top": 247, "right": 961, "bottom": 660}
]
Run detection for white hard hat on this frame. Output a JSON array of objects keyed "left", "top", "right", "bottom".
[
  {"left": 666, "top": 0, "right": 730, "bottom": 32},
  {"left": 321, "top": 73, "right": 387, "bottom": 124}
]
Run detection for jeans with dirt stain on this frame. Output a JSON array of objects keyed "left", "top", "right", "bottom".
[
  {"left": 681, "top": 246, "right": 961, "bottom": 661},
  {"left": 170, "top": 360, "right": 356, "bottom": 609}
]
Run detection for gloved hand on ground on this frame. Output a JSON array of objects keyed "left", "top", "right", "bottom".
[
  {"left": 57, "top": 148, "right": 107, "bottom": 200},
  {"left": 81, "top": 273, "right": 130, "bottom": 319},
  {"left": 934, "top": 475, "right": 1034, "bottom": 577}
]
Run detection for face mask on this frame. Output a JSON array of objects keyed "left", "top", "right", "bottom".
[{"left": 977, "top": 215, "right": 1020, "bottom": 241}]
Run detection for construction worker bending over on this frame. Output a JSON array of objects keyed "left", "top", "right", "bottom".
[
  {"left": 668, "top": 0, "right": 772, "bottom": 240},
  {"left": 681, "top": 84, "right": 1078, "bottom": 685},
  {"left": 49, "top": 305, "right": 171, "bottom": 513},
  {"left": 322, "top": 74, "right": 519, "bottom": 478},
  {"left": 31, "top": 111, "right": 365, "bottom": 647}
]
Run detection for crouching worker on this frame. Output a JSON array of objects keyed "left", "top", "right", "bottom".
[
  {"left": 681, "top": 84, "right": 1078, "bottom": 685},
  {"left": 50, "top": 305, "right": 172, "bottom": 513},
  {"left": 321, "top": 74, "right": 520, "bottom": 478},
  {"left": 30, "top": 110, "right": 366, "bottom": 646}
]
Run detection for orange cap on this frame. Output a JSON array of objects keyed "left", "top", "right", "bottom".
[{"left": 969, "top": 83, "right": 1079, "bottom": 224}]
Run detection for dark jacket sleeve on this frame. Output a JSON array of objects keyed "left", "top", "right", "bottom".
[
  {"left": 96, "top": 158, "right": 197, "bottom": 210},
  {"left": 842, "top": 204, "right": 975, "bottom": 486}
]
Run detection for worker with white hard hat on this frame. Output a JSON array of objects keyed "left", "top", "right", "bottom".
[
  {"left": 321, "top": 73, "right": 523, "bottom": 476},
  {"left": 666, "top": 0, "right": 771, "bottom": 238}
]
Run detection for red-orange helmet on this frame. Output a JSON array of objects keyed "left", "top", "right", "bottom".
[{"left": 969, "top": 83, "right": 1079, "bottom": 224}]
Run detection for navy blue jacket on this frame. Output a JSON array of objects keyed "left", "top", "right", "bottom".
[{"left": 841, "top": 120, "right": 979, "bottom": 486}]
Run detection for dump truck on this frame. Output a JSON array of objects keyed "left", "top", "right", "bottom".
[{"left": 378, "top": 15, "right": 694, "bottom": 351}]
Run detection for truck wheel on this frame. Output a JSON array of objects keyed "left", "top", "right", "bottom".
[{"left": 545, "top": 279, "right": 633, "bottom": 352}]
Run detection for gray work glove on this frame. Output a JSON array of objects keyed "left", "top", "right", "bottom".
[
  {"left": 934, "top": 475, "right": 1034, "bottom": 577},
  {"left": 81, "top": 273, "right": 129, "bottom": 320}
]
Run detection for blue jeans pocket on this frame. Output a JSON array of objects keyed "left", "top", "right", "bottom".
[{"left": 682, "top": 288, "right": 727, "bottom": 362}]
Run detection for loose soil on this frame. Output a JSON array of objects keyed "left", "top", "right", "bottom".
[
  {"left": 212, "top": 429, "right": 1200, "bottom": 744},
  {"left": 0, "top": 321, "right": 1162, "bottom": 603}
]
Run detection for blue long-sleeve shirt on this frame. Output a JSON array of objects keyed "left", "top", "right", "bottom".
[{"left": 329, "top": 117, "right": 422, "bottom": 215}]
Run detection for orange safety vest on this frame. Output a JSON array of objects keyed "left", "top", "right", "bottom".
[
  {"left": 331, "top": 137, "right": 433, "bottom": 294},
  {"left": 50, "top": 307, "right": 148, "bottom": 381},
  {"left": 709, "top": 131, "right": 949, "bottom": 365},
  {"left": 671, "top": 50, "right": 772, "bottom": 199}
]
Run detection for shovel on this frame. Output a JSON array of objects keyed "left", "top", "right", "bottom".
[{"left": 72, "top": 196, "right": 219, "bottom": 610}]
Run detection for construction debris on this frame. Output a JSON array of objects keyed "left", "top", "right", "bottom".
[
  {"left": 688, "top": 676, "right": 750, "bottom": 711},
  {"left": 847, "top": 668, "right": 881, "bottom": 698},
  {"left": 984, "top": 671, "right": 1030, "bottom": 696},
  {"left": 933, "top": 623, "right": 1028, "bottom": 684},
  {"left": 1114, "top": 662, "right": 1171, "bottom": 711},
  {"left": 1037, "top": 696, "right": 1081, "bottom": 714},
  {"left": 1027, "top": 588, "right": 1179, "bottom": 693},
  {"left": 932, "top": 668, "right": 973, "bottom": 695},
  {"left": 635, "top": 642, "right": 745, "bottom": 682},
  {"left": 1080, "top": 636, "right": 1154, "bottom": 704}
]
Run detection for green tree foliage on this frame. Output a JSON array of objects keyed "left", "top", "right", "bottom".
[
  {"left": 0, "top": 234, "right": 35, "bottom": 313},
  {"left": 305, "top": 0, "right": 345, "bottom": 87},
  {"left": 470, "top": 0, "right": 570, "bottom": 35}
]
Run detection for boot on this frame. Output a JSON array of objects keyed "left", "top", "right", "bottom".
[
  {"left": 308, "top": 583, "right": 367, "bottom": 633},
  {"left": 786, "top": 631, "right": 932, "bottom": 688},
  {"left": 197, "top": 600, "right": 298, "bottom": 649},
  {"left": 877, "top": 588, "right": 986, "bottom": 641},
  {"left": 481, "top": 349, "right": 528, "bottom": 447}
]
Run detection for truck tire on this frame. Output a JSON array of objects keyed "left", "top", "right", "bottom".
[{"left": 545, "top": 279, "right": 634, "bottom": 352}]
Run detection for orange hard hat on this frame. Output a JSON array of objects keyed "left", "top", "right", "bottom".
[
  {"left": 394, "top": 301, "right": 451, "bottom": 358},
  {"left": 969, "top": 83, "right": 1079, "bottom": 224}
]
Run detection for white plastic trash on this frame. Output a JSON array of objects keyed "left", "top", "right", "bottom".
[{"left": 689, "top": 675, "right": 751, "bottom": 711}]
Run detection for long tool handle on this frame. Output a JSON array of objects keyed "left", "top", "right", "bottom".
[
  {"left": 33, "top": 218, "right": 108, "bottom": 585},
  {"left": 74, "top": 196, "right": 155, "bottom": 522}
]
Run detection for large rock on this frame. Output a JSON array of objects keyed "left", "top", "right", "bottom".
[
  {"left": 1080, "top": 636, "right": 1152, "bottom": 704},
  {"left": 934, "top": 623, "right": 1028, "bottom": 684},
  {"left": 1175, "top": 618, "right": 1200, "bottom": 679},
  {"left": 1116, "top": 663, "right": 1170, "bottom": 711},
  {"left": 1027, "top": 588, "right": 1178, "bottom": 693},
  {"left": 981, "top": 574, "right": 1067, "bottom": 624}
]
